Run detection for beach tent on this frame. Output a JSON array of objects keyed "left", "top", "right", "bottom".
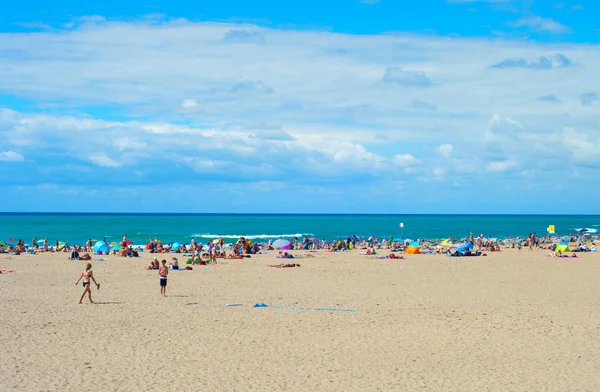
[
  {"left": 93, "top": 241, "right": 110, "bottom": 253},
  {"left": 456, "top": 242, "right": 474, "bottom": 253},
  {"left": 171, "top": 242, "right": 181, "bottom": 251},
  {"left": 555, "top": 243, "right": 570, "bottom": 253},
  {"left": 406, "top": 241, "right": 421, "bottom": 255}
]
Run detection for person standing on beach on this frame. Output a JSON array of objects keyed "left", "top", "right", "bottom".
[
  {"left": 159, "top": 260, "right": 168, "bottom": 297},
  {"left": 75, "top": 263, "right": 100, "bottom": 304}
]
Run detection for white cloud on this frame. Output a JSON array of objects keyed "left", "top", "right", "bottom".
[
  {"left": 89, "top": 153, "right": 121, "bottom": 168},
  {"left": 382, "top": 67, "right": 433, "bottom": 87},
  {"left": 510, "top": 16, "right": 571, "bottom": 34},
  {"left": 223, "top": 29, "right": 265, "bottom": 44},
  {"left": 487, "top": 159, "right": 517, "bottom": 172},
  {"left": 0, "top": 151, "right": 24, "bottom": 162},
  {"left": 114, "top": 137, "right": 148, "bottom": 151},
  {"left": 77, "top": 15, "right": 107, "bottom": 23},
  {"left": 448, "top": 0, "right": 514, "bottom": 3},
  {"left": 491, "top": 53, "right": 572, "bottom": 69},
  {"left": 436, "top": 144, "right": 453, "bottom": 158},
  {"left": 181, "top": 99, "right": 198, "bottom": 108},
  {"left": 0, "top": 18, "right": 599, "bottom": 196},
  {"left": 231, "top": 80, "right": 274, "bottom": 94},
  {"left": 393, "top": 153, "right": 420, "bottom": 167}
]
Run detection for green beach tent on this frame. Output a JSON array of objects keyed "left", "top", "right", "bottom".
[{"left": 555, "top": 244, "right": 570, "bottom": 253}]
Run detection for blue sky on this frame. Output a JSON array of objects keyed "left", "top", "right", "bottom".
[{"left": 1, "top": 0, "right": 599, "bottom": 213}]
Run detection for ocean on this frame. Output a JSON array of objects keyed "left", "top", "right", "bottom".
[{"left": 1, "top": 213, "right": 599, "bottom": 246}]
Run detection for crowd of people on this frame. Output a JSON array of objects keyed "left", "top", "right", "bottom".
[{"left": 2, "top": 232, "right": 598, "bottom": 258}]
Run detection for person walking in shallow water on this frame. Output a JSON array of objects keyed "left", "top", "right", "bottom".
[{"left": 75, "top": 263, "right": 99, "bottom": 304}]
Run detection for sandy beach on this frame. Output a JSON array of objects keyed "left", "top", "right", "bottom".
[{"left": 2, "top": 249, "right": 600, "bottom": 391}]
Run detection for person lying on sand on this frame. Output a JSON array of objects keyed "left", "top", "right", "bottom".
[
  {"left": 268, "top": 263, "right": 301, "bottom": 268},
  {"left": 360, "top": 245, "right": 376, "bottom": 255},
  {"left": 546, "top": 251, "right": 579, "bottom": 258},
  {"left": 388, "top": 253, "right": 404, "bottom": 259}
]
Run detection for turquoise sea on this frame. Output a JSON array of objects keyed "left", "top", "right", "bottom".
[{"left": 1, "top": 213, "right": 599, "bottom": 246}]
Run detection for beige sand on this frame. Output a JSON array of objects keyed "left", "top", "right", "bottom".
[{"left": 2, "top": 249, "right": 600, "bottom": 391}]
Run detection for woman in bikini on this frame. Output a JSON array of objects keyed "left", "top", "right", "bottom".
[{"left": 75, "top": 263, "right": 100, "bottom": 304}]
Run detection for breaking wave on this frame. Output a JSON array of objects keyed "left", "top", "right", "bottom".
[{"left": 192, "top": 233, "right": 313, "bottom": 240}]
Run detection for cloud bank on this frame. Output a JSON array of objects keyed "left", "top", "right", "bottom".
[{"left": 0, "top": 17, "right": 599, "bottom": 212}]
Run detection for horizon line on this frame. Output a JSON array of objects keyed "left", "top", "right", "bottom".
[{"left": 1, "top": 212, "right": 600, "bottom": 216}]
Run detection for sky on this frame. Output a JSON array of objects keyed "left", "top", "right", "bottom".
[{"left": 0, "top": 0, "right": 599, "bottom": 213}]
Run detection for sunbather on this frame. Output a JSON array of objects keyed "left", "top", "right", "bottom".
[{"left": 268, "top": 263, "right": 301, "bottom": 268}]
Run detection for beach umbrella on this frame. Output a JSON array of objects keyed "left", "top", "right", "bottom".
[
  {"left": 36, "top": 239, "right": 45, "bottom": 246},
  {"left": 0, "top": 240, "right": 7, "bottom": 246},
  {"left": 273, "top": 239, "right": 292, "bottom": 249}
]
